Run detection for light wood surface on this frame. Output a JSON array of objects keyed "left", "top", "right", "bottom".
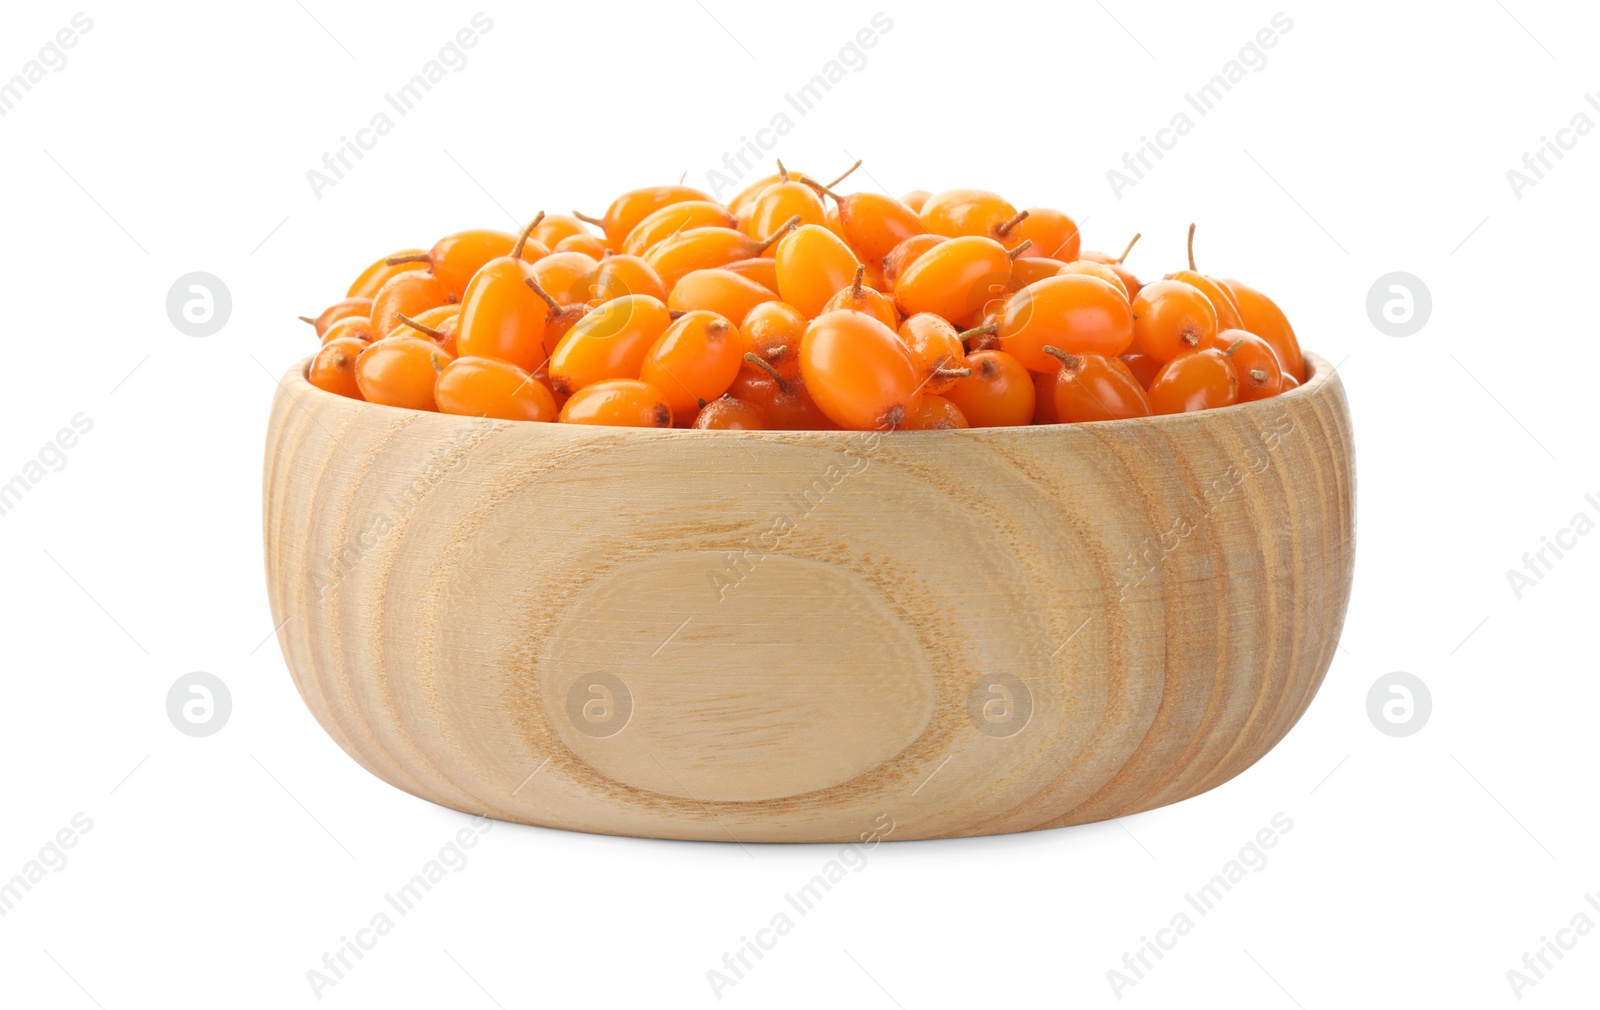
[{"left": 263, "top": 354, "right": 1354, "bottom": 842}]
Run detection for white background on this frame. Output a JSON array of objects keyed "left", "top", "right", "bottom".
[{"left": 1, "top": 1, "right": 1596, "bottom": 1006}]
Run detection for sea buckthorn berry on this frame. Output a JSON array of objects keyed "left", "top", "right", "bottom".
[
  {"left": 668, "top": 269, "right": 776, "bottom": 324},
  {"left": 435, "top": 356, "right": 557, "bottom": 421},
  {"left": 385, "top": 230, "right": 524, "bottom": 299},
  {"left": 774, "top": 224, "right": 861, "bottom": 318},
  {"left": 640, "top": 310, "right": 744, "bottom": 419},
  {"left": 919, "top": 189, "right": 1017, "bottom": 239},
  {"left": 1032, "top": 372, "right": 1059, "bottom": 423},
  {"left": 1000, "top": 207, "right": 1081, "bottom": 262},
  {"left": 1053, "top": 260, "right": 1131, "bottom": 300},
  {"left": 300, "top": 296, "right": 373, "bottom": 337},
  {"left": 820, "top": 265, "right": 898, "bottom": 330},
  {"left": 799, "top": 310, "right": 922, "bottom": 430},
  {"left": 1147, "top": 347, "right": 1239, "bottom": 414},
  {"left": 646, "top": 219, "right": 797, "bottom": 291},
  {"left": 747, "top": 163, "right": 829, "bottom": 238},
  {"left": 728, "top": 361, "right": 838, "bottom": 430},
  {"left": 529, "top": 213, "right": 595, "bottom": 250},
  {"left": 881, "top": 233, "right": 945, "bottom": 290},
  {"left": 455, "top": 221, "right": 550, "bottom": 371},
  {"left": 902, "top": 394, "right": 970, "bottom": 430},
  {"left": 371, "top": 270, "right": 453, "bottom": 339},
  {"left": 995, "top": 274, "right": 1134, "bottom": 371},
  {"left": 727, "top": 173, "right": 785, "bottom": 221},
  {"left": 590, "top": 254, "right": 668, "bottom": 304},
  {"left": 347, "top": 249, "right": 428, "bottom": 299},
  {"left": 622, "top": 200, "right": 738, "bottom": 257},
  {"left": 1280, "top": 372, "right": 1301, "bottom": 391},
  {"left": 1082, "top": 233, "right": 1144, "bottom": 300},
  {"left": 1118, "top": 352, "right": 1163, "bottom": 388},
  {"left": 1203, "top": 329, "right": 1284, "bottom": 401},
  {"left": 354, "top": 336, "right": 452, "bottom": 411},
  {"left": 721, "top": 257, "right": 780, "bottom": 293},
  {"left": 1165, "top": 225, "right": 1243, "bottom": 330},
  {"left": 740, "top": 300, "right": 807, "bottom": 381},
  {"left": 395, "top": 306, "right": 460, "bottom": 355},
  {"left": 893, "top": 235, "right": 1017, "bottom": 323},
  {"left": 553, "top": 233, "right": 608, "bottom": 259},
  {"left": 1130, "top": 279, "right": 1219, "bottom": 363},
  {"left": 897, "top": 313, "right": 971, "bottom": 395},
  {"left": 900, "top": 189, "right": 932, "bottom": 212},
  {"left": 835, "top": 192, "right": 926, "bottom": 265},
  {"left": 1008, "top": 257, "right": 1069, "bottom": 289},
  {"left": 308, "top": 336, "right": 367, "bottom": 399},
  {"left": 1042, "top": 347, "right": 1152, "bottom": 422},
  {"left": 1220, "top": 278, "right": 1304, "bottom": 382},
  {"left": 577, "top": 184, "right": 713, "bottom": 248},
  {"left": 692, "top": 395, "right": 766, "bottom": 430},
  {"left": 530, "top": 251, "right": 600, "bottom": 306},
  {"left": 321, "top": 315, "right": 378, "bottom": 346},
  {"left": 558, "top": 378, "right": 673, "bottom": 427},
  {"left": 942, "top": 349, "right": 1035, "bottom": 427},
  {"left": 547, "top": 294, "right": 672, "bottom": 395}
]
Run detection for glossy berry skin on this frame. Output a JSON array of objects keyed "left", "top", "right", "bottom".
[
  {"left": 740, "top": 301, "right": 807, "bottom": 381},
  {"left": 668, "top": 269, "right": 776, "bottom": 324},
  {"left": 919, "top": 189, "right": 1017, "bottom": 238},
  {"left": 301, "top": 296, "right": 373, "bottom": 337},
  {"left": 347, "top": 249, "right": 428, "bottom": 299},
  {"left": 1004, "top": 208, "right": 1081, "bottom": 261},
  {"left": 393, "top": 304, "right": 460, "bottom": 355},
  {"left": 435, "top": 357, "right": 557, "bottom": 421},
  {"left": 1047, "top": 352, "right": 1151, "bottom": 422},
  {"left": 1203, "top": 329, "right": 1284, "bottom": 402},
  {"left": 748, "top": 177, "right": 828, "bottom": 238},
  {"left": 820, "top": 269, "right": 898, "bottom": 331},
  {"left": 836, "top": 192, "right": 926, "bottom": 265},
  {"left": 529, "top": 213, "right": 595, "bottom": 250},
  {"left": 639, "top": 310, "right": 744, "bottom": 419},
  {"left": 623, "top": 201, "right": 738, "bottom": 257},
  {"left": 321, "top": 315, "right": 377, "bottom": 346},
  {"left": 693, "top": 396, "right": 766, "bottom": 430},
  {"left": 881, "top": 234, "right": 945, "bottom": 290},
  {"left": 308, "top": 336, "right": 367, "bottom": 399},
  {"left": 1053, "top": 260, "right": 1130, "bottom": 299},
  {"left": 799, "top": 310, "right": 922, "bottom": 430},
  {"left": 897, "top": 313, "right": 968, "bottom": 394},
  {"left": 413, "top": 230, "right": 522, "bottom": 298},
  {"left": 590, "top": 254, "right": 668, "bottom": 303},
  {"left": 456, "top": 257, "right": 547, "bottom": 371},
  {"left": 548, "top": 294, "right": 671, "bottom": 395},
  {"left": 996, "top": 274, "right": 1134, "bottom": 372},
  {"left": 371, "top": 271, "right": 453, "bottom": 339},
  {"left": 1221, "top": 279, "right": 1305, "bottom": 381},
  {"left": 1147, "top": 347, "right": 1239, "bottom": 414},
  {"left": 726, "top": 368, "right": 837, "bottom": 430},
  {"left": 775, "top": 225, "right": 860, "bottom": 318},
  {"left": 893, "top": 236, "right": 1012, "bottom": 323},
  {"left": 721, "top": 257, "right": 780, "bottom": 293},
  {"left": 530, "top": 251, "right": 600, "bottom": 306},
  {"left": 1081, "top": 246, "right": 1143, "bottom": 300},
  {"left": 557, "top": 378, "right": 673, "bottom": 427},
  {"left": 584, "top": 184, "right": 713, "bottom": 248},
  {"left": 900, "top": 189, "right": 932, "bottom": 213},
  {"left": 942, "top": 350, "right": 1035, "bottom": 428},
  {"left": 901, "top": 394, "right": 970, "bottom": 430},
  {"left": 646, "top": 226, "right": 785, "bottom": 291},
  {"left": 1167, "top": 268, "right": 1243, "bottom": 331},
  {"left": 1119, "top": 352, "right": 1163, "bottom": 388},
  {"left": 1130, "top": 280, "right": 1219, "bottom": 363},
  {"left": 354, "top": 336, "right": 452, "bottom": 411},
  {"left": 553, "top": 233, "right": 608, "bottom": 259}
]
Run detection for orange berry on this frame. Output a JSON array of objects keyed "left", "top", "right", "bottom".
[
  {"left": 393, "top": 305, "right": 460, "bottom": 355},
  {"left": 693, "top": 395, "right": 766, "bottom": 430},
  {"left": 371, "top": 270, "right": 453, "bottom": 339},
  {"left": 942, "top": 349, "right": 1035, "bottom": 427},
  {"left": 998, "top": 207, "right": 1081, "bottom": 261},
  {"left": 455, "top": 223, "right": 550, "bottom": 371},
  {"left": 893, "top": 235, "right": 1017, "bottom": 322},
  {"left": 1043, "top": 349, "right": 1151, "bottom": 422},
  {"left": 775, "top": 224, "right": 860, "bottom": 317},
  {"left": 1118, "top": 352, "right": 1163, "bottom": 388},
  {"left": 901, "top": 394, "right": 970, "bottom": 430},
  {"left": 836, "top": 192, "right": 926, "bottom": 264},
  {"left": 547, "top": 294, "right": 671, "bottom": 395},
  {"left": 308, "top": 335, "right": 367, "bottom": 399},
  {"left": 995, "top": 274, "right": 1134, "bottom": 371},
  {"left": 740, "top": 300, "right": 807, "bottom": 381},
  {"left": 1221, "top": 278, "right": 1304, "bottom": 382},
  {"left": 646, "top": 221, "right": 795, "bottom": 291},
  {"left": 530, "top": 251, "right": 600, "bottom": 306},
  {"left": 553, "top": 232, "right": 608, "bottom": 259},
  {"left": 435, "top": 356, "right": 557, "bottom": 421},
  {"left": 299, "top": 296, "right": 373, "bottom": 337},
  {"left": 529, "top": 213, "right": 595, "bottom": 250},
  {"left": 668, "top": 268, "right": 777, "bottom": 324},
  {"left": 354, "top": 336, "right": 452, "bottom": 411},
  {"left": 590, "top": 254, "right": 668, "bottom": 303},
  {"left": 1130, "top": 280, "right": 1219, "bottom": 363},
  {"left": 385, "top": 229, "right": 541, "bottom": 299},
  {"left": 900, "top": 189, "right": 932, "bottom": 212},
  {"left": 1203, "top": 329, "right": 1284, "bottom": 402},
  {"left": 919, "top": 188, "right": 1017, "bottom": 238},
  {"left": 321, "top": 315, "right": 377, "bottom": 346},
  {"left": 730, "top": 358, "right": 838, "bottom": 430},
  {"left": 640, "top": 310, "right": 744, "bottom": 418},
  {"left": 721, "top": 257, "right": 780, "bottom": 293},
  {"left": 820, "top": 265, "right": 898, "bottom": 330},
  {"left": 622, "top": 200, "right": 738, "bottom": 257},
  {"left": 881, "top": 233, "right": 945, "bottom": 290},
  {"left": 1147, "top": 347, "right": 1239, "bottom": 414},
  {"left": 558, "top": 378, "right": 672, "bottom": 427},
  {"left": 897, "top": 312, "right": 970, "bottom": 395},
  {"left": 347, "top": 249, "right": 428, "bottom": 299},
  {"left": 577, "top": 184, "right": 714, "bottom": 248},
  {"left": 747, "top": 166, "right": 828, "bottom": 238},
  {"left": 799, "top": 310, "right": 922, "bottom": 430}
]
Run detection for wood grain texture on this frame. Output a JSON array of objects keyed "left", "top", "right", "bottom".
[{"left": 263, "top": 353, "right": 1354, "bottom": 842}]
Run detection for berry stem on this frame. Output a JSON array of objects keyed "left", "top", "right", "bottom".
[
  {"left": 1117, "top": 232, "right": 1142, "bottom": 264},
  {"left": 776, "top": 159, "right": 790, "bottom": 183},
  {"left": 1186, "top": 223, "right": 1197, "bottom": 272},
  {"left": 572, "top": 211, "right": 605, "bottom": 227},
  {"left": 385, "top": 252, "right": 432, "bottom": 266},
  {"left": 742, "top": 351, "right": 788, "bottom": 389},
  {"left": 398, "top": 313, "right": 446, "bottom": 340},
  {"left": 850, "top": 263, "right": 865, "bottom": 298},
  {"left": 1005, "top": 239, "right": 1034, "bottom": 259},
  {"left": 824, "top": 159, "right": 862, "bottom": 189},
  {"left": 1042, "top": 345, "right": 1083, "bottom": 371},
  {"left": 995, "top": 209, "right": 1030, "bottom": 238},
  {"left": 523, "top": 277, "right": 563, "bottom": 317},
  {"left": 753, "top": 215, "right": 803, "bottom": 253},
  {"left": 511, "top": 212, "right": 546, "bottom": 260}
]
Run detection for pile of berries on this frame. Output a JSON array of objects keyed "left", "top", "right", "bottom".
[{"left": 302, "top": 162, "right": 1306, "bottom": 430}]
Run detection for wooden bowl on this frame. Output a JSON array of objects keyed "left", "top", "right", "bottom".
[{"left": 264, "top": 353, "right": 1353, "bottom": 842}]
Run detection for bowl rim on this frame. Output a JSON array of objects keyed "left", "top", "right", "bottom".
[{"left": 276, "top": 350, "right": 1339, "bottom": 439}]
